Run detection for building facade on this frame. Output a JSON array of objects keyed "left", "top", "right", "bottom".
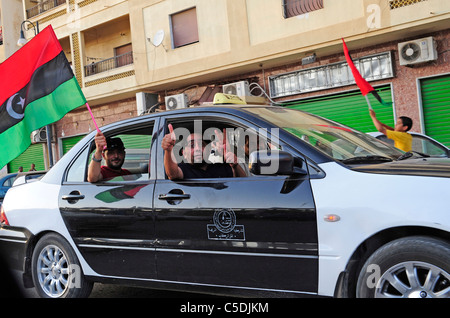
[{"left": 1, "top": 0, "right": 449, "bottom": 172}]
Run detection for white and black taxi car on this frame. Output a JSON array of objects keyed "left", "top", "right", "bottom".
[{"left": 1, "top": 101, "right": 449, "bottom": 298}]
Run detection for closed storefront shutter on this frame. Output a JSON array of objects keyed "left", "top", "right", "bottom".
[
  {"left": 286, "top": 86, "right": 394, "bottom": 133},
  {"left": 117, "top": 134, "right": 152, "bottom": 149},
  {"left": 7, "top": 144, "right": 45, "bottom": 172},
  {"left": 61, "top": 134, "right": 151, "bottom": 157},
  {"left": 420, "top": 75, "right": 450, "bottom": 147},
  {"left": 62, "top": 135, "right": 86, "bottom": 155}
]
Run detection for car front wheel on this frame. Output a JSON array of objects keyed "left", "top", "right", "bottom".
[
  {"left": 356, "top": 236, "right": 450, "bottom": 298},
  {"left": 31, "top": 233, "right": 93, "bottom": 298}
]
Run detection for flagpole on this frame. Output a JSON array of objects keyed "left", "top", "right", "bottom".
[
  {"left": 86, "top": 103, "right": 101, "bottom": 133},
  {"left": 365, "top": 95, "right": 373, "bottom": 110},
  {"left": 86, "top": 102, "right": 108, "bottom": 151}
]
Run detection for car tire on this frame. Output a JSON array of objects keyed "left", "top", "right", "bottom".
[
  {"left": 356, "top": 236, "right": 450, "bottom": 298},
  {"left": 31, "top": 233, "right": 93, "bottom": 298}
]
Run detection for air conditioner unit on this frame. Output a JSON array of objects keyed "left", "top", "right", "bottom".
[
  {"left": 136, "top": 92, "right": 159, "bottom": 115},
  {"left": 31, "top": 127, "right": 47, "bottom": 143},
  {"left": 165, "top": 93, "right": 188, "bottom": 110},
  {"left": 398, "top": 37, "right": 438, "bottom": 66},
  {"left": 222, "top": 81, "right": 250, "bottom": 97}
]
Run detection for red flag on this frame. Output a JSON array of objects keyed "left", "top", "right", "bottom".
[
  {"left": 342, "top": 38, "right": 374, "bottom": 96},
  {"left": 0, "top": 26, "right": 62, "bottom": 106},
  {"left": 342, "top": 38, "right": 392, "bottom": 107}
]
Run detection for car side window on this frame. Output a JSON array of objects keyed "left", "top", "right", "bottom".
[
  {"left": 65, "top": 124, "right": 154, "bottom": 183},
  {"left": 65, "top": 146, "right": 90, "bottom": 183},
  {"left": 3, "top": 177, "right": 12, "bottom": 187},
  {"left": 163, "top": 119, "right": 280, "bottom": 179},
  {"left": 412, "top": 136, "right": 447, "bottom": 157}
]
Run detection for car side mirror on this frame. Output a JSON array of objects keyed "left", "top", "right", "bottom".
[{"left": 249, "top": 150, "right": 298, "bottom": 175}]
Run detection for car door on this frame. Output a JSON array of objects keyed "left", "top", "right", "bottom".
[
  {"left": 153, "top": 113, "right": 318, "bottom": 295},
  {"left": 58, "top": 120, "right": 158, "bottom": 279}
]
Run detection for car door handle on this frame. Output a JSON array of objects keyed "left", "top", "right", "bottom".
[
  {"left": 62, "top": 191, "right": 85, "bottom": 203},
  {"left": 158, "top": 193, "right": 191, "bottom": 201}
]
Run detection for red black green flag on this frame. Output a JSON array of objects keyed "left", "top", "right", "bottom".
[
  {"left": 342, "top": 38, "right": 392, "bottom": 107},
  {"left": 0, "top": 25, "right": 86, "bottom": 169}
]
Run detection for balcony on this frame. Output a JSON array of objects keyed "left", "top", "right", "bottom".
[
  {"left": 26, "top": 0, "right": 66, "bottom": 19},
  {"left": 85, "top": 51, "right": 133, "bottom": 77}
]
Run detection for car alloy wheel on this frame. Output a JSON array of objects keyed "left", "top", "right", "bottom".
[
  {"left": 31, "top": 233, "right": 93, "bottom": 298},
  {"left": 36, "top": 244, "right": 70, "bottom": 298},
  {"left": 356, "top": 236, "right": 450, "bottom": 298},
  {"left": 375, "top": 261, "right": 450, "bottom": 298}
]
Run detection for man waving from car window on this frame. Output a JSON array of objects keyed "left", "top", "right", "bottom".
[
  {"left": 161, "top": 124, "right": 246, "bottom": 180},
  {"left": 88, "top": 131, "right": 131, "bottom": 182}
]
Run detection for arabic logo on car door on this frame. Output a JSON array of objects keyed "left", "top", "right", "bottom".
[{"left": 207, "top": 208, "right": 245, "bottom": 241}]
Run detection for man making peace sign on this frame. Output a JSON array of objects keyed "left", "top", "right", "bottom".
[{"left": 161, "top": 124, "right": 246, "bottom": 180}]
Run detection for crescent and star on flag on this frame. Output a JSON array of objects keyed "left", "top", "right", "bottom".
[{"left": 6, "top": 93, "right": 26, "bottom": 120}]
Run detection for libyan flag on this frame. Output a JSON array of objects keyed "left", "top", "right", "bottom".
[{"left": 0, "top": 25, "right": 86, "bottom": 169}]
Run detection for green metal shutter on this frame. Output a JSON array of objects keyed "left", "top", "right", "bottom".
[
  {"left": 116, "top": 134, "right": 152, "bottom": 149},
  {"left": 62, "top": 135, "right": 86, "bottom": 155},
  {"left": 420, "top": 75, "right": 450, "bottom": 147},
  {"left": 7, "top": 144, "right": 45, "bottom": 172},
  {"left": 286, "top": 86, "right": 394, "bottom": 133}
]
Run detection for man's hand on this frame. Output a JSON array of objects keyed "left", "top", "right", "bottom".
[
  {"left": 94, "top": 131, "right": 107, "bottom": 158},
  {"left": 214, "top": 129, "right": 235, "bottom": 164},
  {"left": 369, "top": 109, "right": 388, "bottom": 135},
  {"left": 162, "top": 124, "right": 176, "bottom": 152},
  {"left": 162, "top": 124, "right": 184, "bottom": 180},
  {"left": 88, "top": 130, "right": 106, "bottom": 183}
]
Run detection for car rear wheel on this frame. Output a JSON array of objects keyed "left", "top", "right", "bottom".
[
  {"left": 31, "top": 233, "right": 93, "bottom": 298},
  {"left": 356, "top": 236, "right": 450, "bottom": 298}
]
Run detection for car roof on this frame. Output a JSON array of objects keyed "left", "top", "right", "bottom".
[{"left": 96, "top": 104, "right": 277, "bottom": 133}]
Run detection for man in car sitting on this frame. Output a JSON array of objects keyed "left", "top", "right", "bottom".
[
  {"left": 88, "top": 131, "right": 131, "bottom": 182},
  {"left": 161, "top": 125, "right": 246, "bottom": 180}
]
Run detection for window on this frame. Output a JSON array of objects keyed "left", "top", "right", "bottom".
[
  {"left": 114, "top": 43, "right": 133, "bottom": 68},
  {"left": 170, "top": 7, "right": 199, "bottom": 48},
  {"left": 411, "top": 136, "right": 448, "bottom": 157},
  {"left": 2, "top": 177, "right": 13, "bottom": 187},
  {"left": 163, "top": 119, "right": 280, "bottom": 179},
  {"left": 283, "top": 0, "right": 324, "bottom": 18},
  {"left": 269, "top": 52, "right": 394, "bottom": 98},
  {"left": 65, "top": 124, "right": 154, "bottom": 183}
]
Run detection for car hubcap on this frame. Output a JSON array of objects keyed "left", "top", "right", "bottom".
[
  {"left": 375, "top": 261, "right": 450, "bottom": 298},
  {"left": 37, "top": 245, "right": 70, "bottom": 298}
]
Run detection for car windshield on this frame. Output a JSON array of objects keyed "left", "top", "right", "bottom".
[{"left": 245, "top": 107, "right": 403, "bottom": 162}]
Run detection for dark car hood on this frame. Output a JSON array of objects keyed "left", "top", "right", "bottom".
[{"left": 352, "top": 158, "right": 450, "bottom": 178}]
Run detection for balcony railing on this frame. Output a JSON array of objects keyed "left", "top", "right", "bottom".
[
  {"left": 84, "top": 51, "right": 134, "bottom": 77},
  {"left": 283, "top": 0, "right": 324, "bottom": 18},
  {"left": 26, "top": 0, "right": 66, "bottom": 19}
]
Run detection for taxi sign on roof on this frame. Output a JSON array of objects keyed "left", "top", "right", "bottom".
[{"left": 213, "top": 93, "right": 246, "bottom": 105}]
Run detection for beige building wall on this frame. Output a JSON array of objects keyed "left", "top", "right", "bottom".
[
  {"left": 129, "top": 0, "right": 449, "bottom": 92},
  {"left": 2, "top": 0, "right": 450, "bottom": 166},
  {"left": 7, "top": 0, "right": 448, "bottom": 103},
  {"left": 0, "top": 0, "right": 23, "bottom": 60}
]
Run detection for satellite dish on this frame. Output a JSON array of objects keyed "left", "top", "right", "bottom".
[{"left": 152, "top": 30, "right": 165, "bottom": 47}]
